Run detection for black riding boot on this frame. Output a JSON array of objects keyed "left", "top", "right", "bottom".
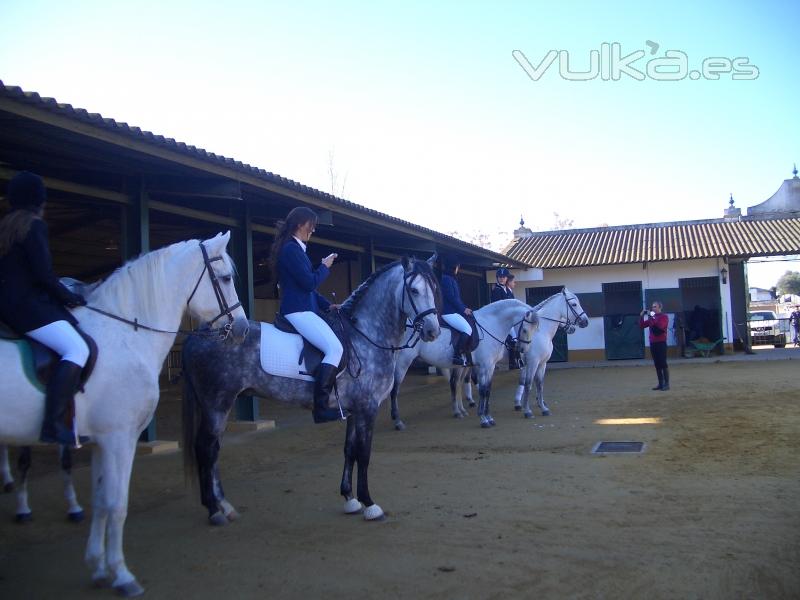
[
  {"left": 313, "top": 363, "right": 343, "bottom": 423},
  {"left": 652, "top": 368, "right": 664, "bottom": 391},
  {"left": 661, "top": 367, "right": 670, "bottom": 391},
  {"left": 40, "top": 360, "right": 83, "bottom": 446}
]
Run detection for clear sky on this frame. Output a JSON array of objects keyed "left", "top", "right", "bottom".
[{"left": 1, "top": 0, "right": 798, "bottom": 286}]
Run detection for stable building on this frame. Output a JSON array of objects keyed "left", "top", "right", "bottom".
[
  {"left": 500, "top": 169, "right": 800, "bottom": 362},
  {"left": 0, "top": 81, "right": 531, "bottom": 442}
]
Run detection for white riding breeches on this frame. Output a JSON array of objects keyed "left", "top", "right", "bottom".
[
  {"left": 25, "top": 320, "right": 90, "bottom": 367},
  {"left": 442, "top": 313, "right": 471, "bottom": 335},
  {"left": 285, "top": 311, "right": 344, "bottom": 366}
]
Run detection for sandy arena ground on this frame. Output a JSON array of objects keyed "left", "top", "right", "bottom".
[{"left": 1, "top": 357, "right": 799, "bottom": 599}]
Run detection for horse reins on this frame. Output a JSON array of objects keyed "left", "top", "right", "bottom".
[
  {"left": 474, "top": 314, "right": 537, "bottom": 351},
  {"left": 348, "top": 268, "right": 437, "bottom": 353},
  {"left": 84, "top": 241, "right": 240, "bottom": 340},
  {"left": 536, "top": 289, "right": 587, "bottom": 331}
]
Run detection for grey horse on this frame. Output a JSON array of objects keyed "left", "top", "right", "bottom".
[{"left": 181, "top": 256, "right": 441, "bottom": 523}]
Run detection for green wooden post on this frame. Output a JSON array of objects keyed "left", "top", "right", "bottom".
[
  {"left": 122, "top": 180, "right": 157, "bottom": 442},
  {"left": 233, "top": 203, "right": 258, "bottom": 421}
]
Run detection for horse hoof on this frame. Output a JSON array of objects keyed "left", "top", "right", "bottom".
[
  {"left": 114, "top": 579, "right": 145, "bottom": 597},
  {"left": 394, "top": 421, "right": 406, "bottom": 431},
  {"left": 209, "top": 512, "right": 228, "bottom": 526},
  {"left": 15, "top": 512, "right": 32, "bottom": 524},
  {"left": 524, "top": 411, "right": 533, "bottom": 419},
  {"left": 468, "top": 401, "right": 476, "bottom": 408},
  {"left": 453, "top": 413, "right": 464, "bottom": 419},
  {"left": 344, "top": 498, "right": 363, "bottom": 514},
  {"left": 67, "top": 510, "right": 85, "bottom": 523},
  {"left": 224, "top": 509, "right": 240, "bottom": 522},
  {"left": 514, "top": 405, "right": 522, "bottom": 411},
  {"left": 488, "top": 418, "right": 497, "bottom": 427},
  {"left": 480, "top": 421, "right": 492, "bottom": 429},
  {"left": 363, "top": 504, "right": 385, "bottom": 521},
  {"left": 542, "top": 410, "right": 550, "bottom": 417},
  {"left": 2, "top": 482, "right": 13, "bottom": 493},
  {"left": 460, "top": 410, "right": 469, "bottom": 417}
]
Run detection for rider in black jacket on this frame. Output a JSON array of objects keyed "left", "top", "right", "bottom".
[{"left": 0, "top": 172, "right": 88, "bottom": 446}]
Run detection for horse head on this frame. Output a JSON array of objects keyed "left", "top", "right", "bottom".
[
  {"left": 514, "top": 309, "right": 539, "bottom": 352},
  {"left": 187, "top": 232, "right": 249, "bottom": 343},
  {"left": 401, "top": 256, "right": 441, "bottom": 342},
  {"left": 562, "top": 287, "right": 589, "bottom": 329}
]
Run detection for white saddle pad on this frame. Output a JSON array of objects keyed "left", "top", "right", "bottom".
[{"left": 260, "top": 322, "right": 314, "bottom": 382}]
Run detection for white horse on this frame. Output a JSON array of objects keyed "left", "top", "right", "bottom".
[
  {"left": 0, "top": 444, "right": 84, "bottom": 522},
  {"left": 389, "top": 299, "right": 538, "bottom": 429},
  {"left": 514, "top": 288, "right": 589, "bottom": 418},
  {"left": 0, "top": 232, "right": 248, "bottom": 597}
]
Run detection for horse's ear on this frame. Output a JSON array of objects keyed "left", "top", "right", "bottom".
[
  {"left": 427, "top": 253, "right": 437, "bottom": 267},
  {"left": 205, "top": 231, "right": 231, "bottom": 254}
]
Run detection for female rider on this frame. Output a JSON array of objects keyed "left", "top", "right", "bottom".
[
  {"left": 269, "top": 206, "right": 344, "bottom": 423},
  {"left": 0, "top": 171, "right": 88, "bottom": 445}
]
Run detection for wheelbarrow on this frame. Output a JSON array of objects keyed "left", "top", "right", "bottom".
[{"left": 689, "top": 338, "right": 724, "bottom": 358}]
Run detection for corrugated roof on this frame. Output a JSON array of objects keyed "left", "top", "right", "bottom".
[
  {"left": 0, "top": 81, "right": 531, "bottom": 267},
  {"left": 504, "top": 217, "right": 800, "bottom": 268}
]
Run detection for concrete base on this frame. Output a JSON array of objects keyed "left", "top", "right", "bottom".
[
  {"left": 136, "top": 440, "right": 180, "bottom": 455},
  {"left": 225, "top": 420, "right": 276, "bottom": 433}
]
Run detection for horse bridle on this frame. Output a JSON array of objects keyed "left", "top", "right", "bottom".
[
  {"left": 187, "top": 242, "right": 242, "bottom": 338},
  {"left": 537, "top": 289, "right": 586, "bottom": 331},
  {"left": 474, "top": 313, "right": 537, "bottom": 351},
  {"left": 401, "top": 270, "right": 437, "bottom": 334},
  {"left": 84, "top": 242, "right": 240, "bottom": 340}
]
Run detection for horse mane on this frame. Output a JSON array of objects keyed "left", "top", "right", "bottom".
[
  {"left": 87, "top": 240, "right": 199, "bottom": 318},
  {"left": 340, "top": 258, "right": 441, "bottom": 317}
]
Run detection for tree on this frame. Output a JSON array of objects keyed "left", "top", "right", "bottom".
[
  {"left": 776, "top": 271, "right": 800, "bottom": 295},
  {"left": 552, "top": 212, "right": 574, "bottom": 230}
]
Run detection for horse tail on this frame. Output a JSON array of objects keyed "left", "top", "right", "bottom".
[{"left": 181, "top": 360, "right": 198, "bottom": 486}]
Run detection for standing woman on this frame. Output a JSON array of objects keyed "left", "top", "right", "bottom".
[
  {"left": 269, "top": 206, "right": 344, "bottom": 423},
  {"left": 640, "top": 300, "right": 670, "bottom": 391},
  {"left": 0, "top": 172, "right": 88, "bottom": 445},
  {"left": 440, "top": 257, "right": 473, "bottom": 366}
]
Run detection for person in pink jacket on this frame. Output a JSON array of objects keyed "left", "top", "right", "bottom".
[{"left": 640, "top": 301, "right": 670, "bottom": 391}]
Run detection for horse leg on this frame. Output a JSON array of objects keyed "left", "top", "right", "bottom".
[
  {"left": 536, "top": 364, "right": 550, "bottom": 416},
  {"left": 514, "top": 367, "right": 526, "bottom": 411},
  {"left": 87, "top": 434, "right": 143, "bottom": 597},
  {"left": 449, "top": 369, "right": 466, "bottom": 418},
  {"left": 86, "top": 444, "right": 110, "bottom": 586},
  {"left": 354, "top": 411, "right": 383, "bottom": 521},
  {"left": 60, "top": 445, "right": 85, "bottom": 522},
  {"left": 195, "top": 421, "right": 228, "bottom": 526},
  {"left": 341, "top": 416, "right": 362, "bottom": 514},
  {"left": 478, "top": 372, "right": 495, "bottom": 428},
  {"left": 1, "top": 445, "right": 13, "bottom": 492},
  {"left": 464, "top": 367, "right": 476, "bottom": 408},
  {"left": 389, "top": 377, "right": 406, "bottom": 431},
  {"left": 14, "top": 447, "right": 32, "bottom": 522}
]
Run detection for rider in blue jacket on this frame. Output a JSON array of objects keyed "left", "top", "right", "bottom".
[
  {"left": 441, "top": 258, "right": 473, "bottom": 366},
  {"left": 269, "top": 206, "right": 343, "bottom": 423},
  {"left": 0, "top": 172, "right": 88, "bottom": 445}
]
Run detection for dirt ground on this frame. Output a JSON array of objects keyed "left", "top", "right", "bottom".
[{"left": 1, "top": 358, "right": 799, "bottom": 599}]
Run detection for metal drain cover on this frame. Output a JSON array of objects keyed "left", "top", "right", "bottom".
[{"left": 592, "top": 441, "right": 645, "bottom": 454}]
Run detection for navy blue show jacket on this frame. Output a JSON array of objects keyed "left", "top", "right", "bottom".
[
  {"left": 277, "top": 238, "right": 332, "bottom": 315},
  {"left": 0, "top": 217, "right": 78, "bottom": 334}
]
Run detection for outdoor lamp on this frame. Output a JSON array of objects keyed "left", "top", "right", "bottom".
[{"left": 720, "top": 267, "right": 728, "bottom": 284}]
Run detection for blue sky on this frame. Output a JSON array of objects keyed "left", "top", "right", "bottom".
[{"left": 1, "top": 0, "right": 798, "bottom": 286}]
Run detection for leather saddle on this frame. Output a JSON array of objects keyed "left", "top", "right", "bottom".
[
  {"left": 439, "top": 313, "right": 480, "bottom": 355},
  {"left": 0, "top": 321, "right": 99, "bottom": 392},
  {"left": 273, "top": 313, "right": 349, "bottom": 377}
]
